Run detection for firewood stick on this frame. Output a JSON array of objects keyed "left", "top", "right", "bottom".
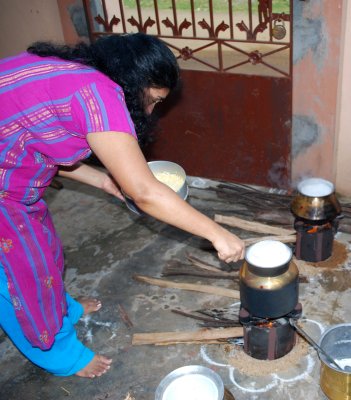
[
  {"left": 155, "top": 340, "right": 226, "bottom": 345},
  {"left": 132, "top": 327, "right": 243, "bottom": 345},
  {"left": 196, "top": 235, "right": 296, "bottom": 255},
  {"left": 133, "top": 275, "right": 240, "bottom": 298},
  {"left": 162, "top": 266, "right": 238, "bottom": 280},
  {"left": 185, "top": 259, "right": 237, "bottom": 276},
  {"left": 117, "top": 303, "right": 134, "bottom": 329},
  {"left": 244, "top": 234, "right": 296, "bottom": 246},
  {"left": 187, "top": 255, "right": 232, "bottom": 273},
  {"left": 171, "top": 309, "right": 240, "bottom": 327},
  {"left": 215, "top": 214, "right": 295, "bottom": 236}
]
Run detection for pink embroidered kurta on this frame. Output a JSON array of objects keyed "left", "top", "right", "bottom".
[{"left": 0, "top": 53, "right": 136, "bottom": 349}]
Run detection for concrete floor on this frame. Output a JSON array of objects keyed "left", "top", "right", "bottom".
[{"left": 0, "top": 174, "right": 350, "bottom": 400}]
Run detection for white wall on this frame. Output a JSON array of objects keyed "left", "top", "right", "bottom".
[
  {"left": 291, "top": 1, "right": 343, "bottom": 189},
  {"left": 335, "top": 0, "right": 351, "bottom": 196},
  {"left": 0, "top": 0, "right": 64, "bottom": 58}
]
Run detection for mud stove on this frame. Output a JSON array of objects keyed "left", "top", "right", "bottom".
[
  {"left": 239, "top": 240, "right": 302, "bottom": 360},
  {"left": 291, "top": 178, "right": 342, "bottom": 262}
]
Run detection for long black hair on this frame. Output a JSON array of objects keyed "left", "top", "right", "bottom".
[{"left": 27, "top": 33, "right": 180, "bottom": 145}]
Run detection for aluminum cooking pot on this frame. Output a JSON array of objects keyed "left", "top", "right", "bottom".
[{"left": 290, "top": 178, "right": 341, "bottom": 221}]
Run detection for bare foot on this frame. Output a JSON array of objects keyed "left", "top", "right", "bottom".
[
  {"left": 76, "top": 354, "right": 112, "bottom": 378},
  {"left": 77, "top": 297, "right": 102, "bottom": 315}
]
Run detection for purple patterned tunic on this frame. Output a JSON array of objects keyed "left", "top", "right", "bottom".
[{"left": 0, "top": 53, "right": 136, "bottom": 349}]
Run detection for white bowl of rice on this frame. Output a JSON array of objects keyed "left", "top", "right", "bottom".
[{"left": 125, "top": 160, "right": 188, "bottom": 214}]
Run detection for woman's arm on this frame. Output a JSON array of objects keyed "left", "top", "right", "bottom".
[
  {"left": 58, "top": 163, "right": 124, "bottom": 200},
  {"left": 87, "top": 131, "right": 245, "bottom": 262}
]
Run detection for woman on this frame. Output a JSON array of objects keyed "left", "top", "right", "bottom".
[{"left": 0, "top": 33, "right": 244, "bottom": 379}]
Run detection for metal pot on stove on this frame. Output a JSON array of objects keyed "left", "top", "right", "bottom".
[
  {"left": 239, "top": 240, "right": 299, "bottom": 318},
  {"left": 291, "top": 178, "right": 341, "bottom": 221}
]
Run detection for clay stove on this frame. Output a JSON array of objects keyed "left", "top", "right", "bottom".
[
  {"left": 293, "top": 219, "right": 338, "bottom": 262},
  {"left": 291, "top": 178, "right": 342, "bottom": 262},
  {"left": 239, "top": 305, "right": 302, "bottom": 360},
  {"left": 239, "top": 240, "right": 301, "bottom": 360}
]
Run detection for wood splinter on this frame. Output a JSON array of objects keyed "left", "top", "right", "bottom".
[{"left": 117, "top": 303, "right": 134, "bottom": 329}]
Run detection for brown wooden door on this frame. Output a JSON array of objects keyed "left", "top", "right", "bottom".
[{"left": 145, "top": 70, "right": 291, "bottom": 188}]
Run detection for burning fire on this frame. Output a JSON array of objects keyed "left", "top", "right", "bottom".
[
  {"left": 256, "top": 320, "right": 275, "bottom": 328},
  {"left": 307, "top": 222, "right": 332, "bottom": 234}
]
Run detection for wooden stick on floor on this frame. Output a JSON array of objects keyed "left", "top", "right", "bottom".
[
  {"left": 244, "top": 234, "right": 296, "bottom": 246},
  {"left": 132, "top": 326, "right": 243, "bottom": 346},
  {"left": 215, "top": 214, "right": 295, "bottom": 236},
  {"left": 133, "top": 274, "right": 240, "bottom": 299}
]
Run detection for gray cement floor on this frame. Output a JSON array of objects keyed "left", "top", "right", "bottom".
[{"left": 0, "top": 174, "right": 350, "bottom": 400}]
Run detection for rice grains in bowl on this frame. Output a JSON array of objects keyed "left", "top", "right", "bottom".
[
  {"left": 124, "top": 160, "right": 188, "bottom": 214},
  {"left": 152, "top": 171, "right": 184, "bottom": 192},
  {"left": 148, "top": 160, "right": 188, "bottom": 200}
]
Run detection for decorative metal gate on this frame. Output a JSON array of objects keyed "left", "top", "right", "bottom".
[{"left": 83, "top": 0, "right": 292, "bottom": 188}]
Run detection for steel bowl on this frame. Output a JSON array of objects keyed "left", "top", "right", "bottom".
[
  {"left": 290, "top": 178, "right": 341, "bottom": 221},
  {"left": 124, "top": 160, "right": 188, "bottom": 215},
  {"left": 155, "top": 365, "right": 224, "bottom": 400}
]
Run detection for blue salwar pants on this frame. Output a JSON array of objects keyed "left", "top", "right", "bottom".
[{"left": 0, "top": 265, "right": 94, "bottom": 376}]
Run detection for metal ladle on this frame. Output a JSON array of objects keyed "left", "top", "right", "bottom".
[{"left": 289, "top": 318, "right": 345, "bottom": 372}]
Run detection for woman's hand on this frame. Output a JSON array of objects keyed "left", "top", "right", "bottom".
[
  {"left": 211, "top": 227, "right": 245, "bottom": 263},
  {"left": 58, "top": 162, "right": 125, "bottom": 201},
  {"left": 100, "top": 173, "right": 125, "bottom": 201}
]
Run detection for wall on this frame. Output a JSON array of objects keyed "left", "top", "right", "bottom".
[
  {"left": 56, "top": 0, "right": 89, "bottom": 44},
  {"left": 0, "top": 0, "right": 64, "bottom": 58},
  {"left": 292, "top": 1, "right": 344, "bottom": 190},
  {"left": 335, "top": 0, "right": 351, "bottom": 196}
]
